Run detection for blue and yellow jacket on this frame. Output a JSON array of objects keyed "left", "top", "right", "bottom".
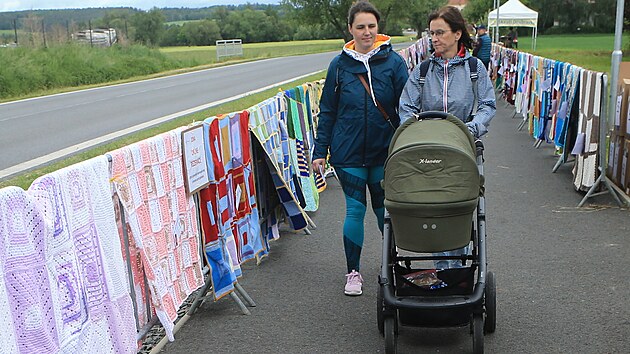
[{"left": 313, "top": 35, "right": 409, "bottom": 167}]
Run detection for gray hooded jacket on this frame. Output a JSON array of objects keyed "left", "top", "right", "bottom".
[{"left": 398, "top": 52, "right": 496, "bottom": 138}]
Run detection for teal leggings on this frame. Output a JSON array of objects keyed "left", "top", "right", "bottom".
[{"left": 335, "top": 166, "right": 384, "bottom": 273}]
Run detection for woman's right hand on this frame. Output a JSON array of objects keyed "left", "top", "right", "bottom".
[{"left": 311, "top": 158, "right": 326, "bottom": 176}]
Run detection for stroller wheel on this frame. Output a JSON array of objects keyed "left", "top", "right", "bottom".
[
  {"left": 484, "top": 271, "right": 496, "bottom": 334},
  {"left": 384, "top": 316, "right": 398, "bottom": 354},
  {"left": 472, "top": 314, "right": 484, "bottom": 354},
  {"left": 377, "top": 286, "right": 384, "bottom": 335}
]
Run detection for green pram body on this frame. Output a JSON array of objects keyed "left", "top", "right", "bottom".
[{"left": 383, "top": 114, "right": 481, "bottom": 252}]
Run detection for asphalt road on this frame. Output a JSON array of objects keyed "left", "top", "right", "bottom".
[
  {"left": 160, "top": 102, "right": 630, "bottom": 353},
  {"left": 0, "top": 52, "right": 337, "bottom": 178}
]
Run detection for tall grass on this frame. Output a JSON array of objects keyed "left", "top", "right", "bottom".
[{"left": 0, "top": 44, "right": 182, "bottom": 99}]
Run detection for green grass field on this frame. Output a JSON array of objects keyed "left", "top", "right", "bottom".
[
  {"left": 159, "top": 33, "right": 627, "bottom": 79},
  {"left": 515, "top": 33, "right": 629, "bottom": 73}
]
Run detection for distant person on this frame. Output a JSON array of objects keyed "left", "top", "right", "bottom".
[
  {"left": 472, "top": 24, "right": 491, "bottom": 68},
  {"left": 507, "top": 27, "right": 518, "bottom": 48},
  {"left": 312, "top": 0, "right": 408, "bottom": 296}
]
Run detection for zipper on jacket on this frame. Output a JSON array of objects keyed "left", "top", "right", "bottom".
[
  {"left": 443, "top": 60, "right": 449, "bottom": 112},
  {"left": 362, "top": 87, "right": 367, "bottom": 166}
]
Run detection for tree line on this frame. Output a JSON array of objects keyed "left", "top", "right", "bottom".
[{"left": 0, "top": 1, "right": 623, "bottom": 48}]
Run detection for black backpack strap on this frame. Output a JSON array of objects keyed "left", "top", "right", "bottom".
[
  {"left": 468, "top": 56, "right": 478, "bottom": 81},
  {"left": 418, "top": 59, "right": 431, "bottom": 86}
]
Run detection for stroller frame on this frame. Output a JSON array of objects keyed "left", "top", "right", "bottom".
[{"left": 378, "top": 129, "right": 496, "bottom": 354}]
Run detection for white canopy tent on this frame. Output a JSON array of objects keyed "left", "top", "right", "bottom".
[{"left": 488, "top": 0, "right": 538, "bottom": 49}]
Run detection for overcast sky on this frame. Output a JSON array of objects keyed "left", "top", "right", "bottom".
[{"left": 1, "top": 0, "right": 281, "bottom": 12}]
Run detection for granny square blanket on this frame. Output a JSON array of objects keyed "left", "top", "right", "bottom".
[{"left": 109, "top": 129, "right": 204, "bottom": 341}]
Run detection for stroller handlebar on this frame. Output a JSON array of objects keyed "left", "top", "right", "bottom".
[{"left": 413, "top": 111, "right": 450, "bottom": 121}]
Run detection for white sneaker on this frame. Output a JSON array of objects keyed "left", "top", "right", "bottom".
[{"left": 344, "top": 270, "right": 363, "bottom": 296}]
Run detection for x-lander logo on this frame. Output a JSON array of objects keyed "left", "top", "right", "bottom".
[{"left": 418, "top": 158, "right": 442, "bottom": 164}]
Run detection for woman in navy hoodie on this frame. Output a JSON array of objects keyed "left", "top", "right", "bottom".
[{"left": 312, "top": 0, "right": 408, "bottom": 296}]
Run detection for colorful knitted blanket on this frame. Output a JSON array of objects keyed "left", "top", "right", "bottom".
[
  {"left": 284, "top": 87, "right": 320, "bottom": 211},
  {"left": 553, "top": 63, "right": 581, "bottom": 151},
  {"left": 249, "top": 96, "right": 310, "bottom": 231},
  {"left": 199, "top": 111, "right": 266, "bottom": 300},
  {"left": 109, "top": 129, "right": 204, "bottom": 341}
]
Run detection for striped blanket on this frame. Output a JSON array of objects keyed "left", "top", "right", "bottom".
[
  {"left": 249, "top": 96, "right": 310, "bottom": 231},
  {"left": 573, "top": 70, "right": 602, "bottom": 191},
  {"left": 285, "top": 87, "right": 319, "bottom": 211}
]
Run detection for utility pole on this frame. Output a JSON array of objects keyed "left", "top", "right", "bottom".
[{"left": 89, "top": 20, "right": 93, "bottom": 47}]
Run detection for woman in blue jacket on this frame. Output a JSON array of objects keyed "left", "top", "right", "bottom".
[{"left": 312, "top": 0, "right": 408, "bottom": 296}]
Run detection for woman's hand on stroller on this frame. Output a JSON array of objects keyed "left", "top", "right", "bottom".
[
  {"left": 465, "top": 122, "right": 478, "bottom": 138},
  {"left": 312, "top": 158, "right": 326, "bottom": 178}
]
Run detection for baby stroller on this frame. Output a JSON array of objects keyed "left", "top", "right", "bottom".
[{"left": 377, "top": 111, "right": 496, "bottom": 353}]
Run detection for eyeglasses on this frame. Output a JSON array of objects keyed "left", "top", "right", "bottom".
[{"left": 429, "top": 29, "right": 451, "bottom": 38}]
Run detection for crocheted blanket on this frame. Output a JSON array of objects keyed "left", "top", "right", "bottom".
[
  {"left": 109, "top": 129, "right": 204, "bottom": 341},
  {"left": 113, "top": 192, "right": 152, "bottom": 332},
  {"left": 0, "top": 155, "right": 137, "bottom": 353}
]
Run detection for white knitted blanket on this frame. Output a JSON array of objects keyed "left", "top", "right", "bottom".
[{"left": 109, "top": 128, "right": 204, "bottom": 341}]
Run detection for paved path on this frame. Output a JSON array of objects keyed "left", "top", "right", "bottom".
[{"left": 161, "top": 103, "right": 630, "bottom": 353}]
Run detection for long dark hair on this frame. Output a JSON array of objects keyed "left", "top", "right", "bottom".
[
  {"left": 428, "top": 6, "right": 473, "bottom": 50},
  {"left": 347, "top": 0, "right": 381, "bottom": 26}
]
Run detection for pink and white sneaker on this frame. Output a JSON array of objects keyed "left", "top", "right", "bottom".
[{"left": 344, "top": 270, "right": 363, "bottom": 296}]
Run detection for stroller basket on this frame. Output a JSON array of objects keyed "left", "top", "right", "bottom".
[
  {"left": 383, "top": 113, "right": 481, "bottom": 252},
  {"left": 396, "top": 266, "right": 476, "bottom": 327}
]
